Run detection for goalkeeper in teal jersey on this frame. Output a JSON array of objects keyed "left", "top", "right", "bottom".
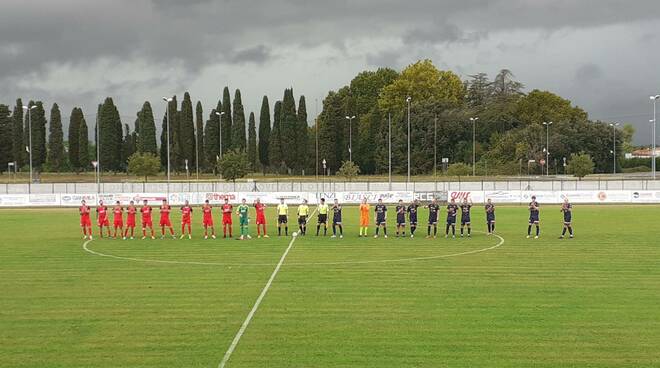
[{"left": 236, "top": 198, "right": 251, "bottom": 240}]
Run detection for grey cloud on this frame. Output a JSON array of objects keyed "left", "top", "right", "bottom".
[
  {"left": 403, "top": 23, "right": 486, "bottom": 45},
  {"left": 227, "top": 45, "right": 273, "bottom": 64},
  {"left": 575, "top": 63, "right": 603, "bottom": 84}
]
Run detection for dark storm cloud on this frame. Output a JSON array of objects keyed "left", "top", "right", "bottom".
[
  {"left": 227, "top": 45, "right": 273, "bottom": 64},
  {"left": 575, "top": 63, "right": 603, "bottom": 84}
]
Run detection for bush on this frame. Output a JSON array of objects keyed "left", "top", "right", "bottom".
[
  {"left": 127, "top": 153, "right": 160, "bottom": 182},
  {"left": 336, "top": 161, "right": 361, "bottom": 181},
  {"left": 217, "top": 149, "right": 250, "bottom": 182},
  {"left": 446, "top": 163, "right": 472, "bottom": 177},
  {"left": 566, "top": 152, "right": 594, "bottom": 179},
  {"left": 622, "top": 166, "right": 651, "bottom": 173}
]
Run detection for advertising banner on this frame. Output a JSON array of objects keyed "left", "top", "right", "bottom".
[
  {"left": 28, "top": 194, "right": 60, "bottom": 206},
  {"left": 238, "top": 192, "right": 311, "bottom": 205},
  {"left": 414, "top": 191, "right": 448, "bottom": 202},
  {"left": 322, "top": 191, "right": 415, "bottom": 204},
  {"left": 60, "top": 194, "right": 98, "bottom": 206},
  {"left": 630, "top": 190, "right": 660, "bottom": 203},
  {"left": 484, "top": 190, "right": 522, "bottom": 203},
  {"left": 448, "top": 191, "right": 486, "bottom": 203},
  {"left": 0, "top": 194, "right": 30, "bottom": 207}
]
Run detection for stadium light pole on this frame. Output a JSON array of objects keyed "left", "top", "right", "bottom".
[
  {"left": 215, "top": 111, "right": 225, "bottom": 159},
  {"left": 388, "top": 113, "right": 392, "bottom": 190},
  {"left": 406, "top": 96, "right": 411, "bottom": 186},
  {"left": 470, "top": 117, "right": 479, "bottom": 176},
  {"left": 22, "top": 105, "right": 37, "bottom": 190},
  {"left": 95, "top": 113, "right": 100, "bottom": 194},
  {"left": 162, "top": 97, "right": 173, "bottom": 195},
  {"left": 651, "top": 95, "right": 659, "bottom": 180},
  {"left": 345, "top": 115, "right": 355, "bottom": 162},
  {"left": 609, "top": 123, "right": 619, "bottom": 174},
  {"left": 542, "top": 121, "right": 553, "bottom": 176},
  {"left": 434, "top": 115, "right": 437, "bottom": 178}
]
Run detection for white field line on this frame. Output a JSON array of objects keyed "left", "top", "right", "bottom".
[{"left": 218, "top": 208, "right": 317, "bottom": 368}]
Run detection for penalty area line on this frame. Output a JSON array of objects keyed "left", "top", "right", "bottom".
[{"left": 218, "top": 208, "right": 316, "bottom": 368}]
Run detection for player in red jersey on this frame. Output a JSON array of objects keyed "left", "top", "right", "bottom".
[
  {"left": 96, "top": 200, "right": 111, "bottom": 238},
  {"left": 141, "top": 199, "right": 155, "bottom": 239},
  {"left": 221, "top": 198, "right": 233, "bottom": 238},
  {"left": 79, "top": 200, "right": 92, "bottom": 240},
  {"left": 112, "top": 201, "right": 125, "bottom": 239},
  {"left": 180, "top": 200, "right": 193, "bottom": 239},
  {"left": 124, "top": 200, "right": 137, "bottom": 239},
  {"left": 159, "top": 199, "right": 176, "bottom": 239},
  {"left": 254, "top": 198, "right": 268, "bottom": 238},
  {"left": 202, "top": 200, "right": 216, "bottom": 239}
]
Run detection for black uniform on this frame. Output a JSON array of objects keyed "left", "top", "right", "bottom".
[
  {"left": 427, "top": 203, "right": 440, "bottom": 224},
  {"left": 395, "top": 205, "right": 406, "bottom": 226},
  {"left": 407, "top": 204, "right": 419, "bottom": 226},
  {"left": 446, "top": 203, "right": 459, "bottom": 225},
  {"left": 375, "top": 204, "right": 387, "bottom": 225}
]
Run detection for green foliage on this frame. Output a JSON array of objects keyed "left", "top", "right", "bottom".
[
  {"left": 515, "top": 89, "right": 587, "bottom": 126},
  {"left": 446, "top": 162, "right": 472, "bottom": 177},
  {"left": 46, "top": 103, "right": 65, "bottom": 171},
  {"left": 221, "top": 87, "right": 232, "bottom": 154},
  {"left": 621, "top": 124, "right": 635, "bottom": 154},
  {"left": 179, "top": 92, "right": 196, "bottom": 167},
  {"left": 67, "top": 107, "right": 82, "bottom": 170},
  {"left": 296, "top": 95, "right": 308, "bottom": 172},
  {"left": 127, "top": 152, "right": 161, "bottom": 182},
  {"left": 0, "top": 105, "right": 12, "bottom": 169},
  {"left": 280, "top": 88, "right": 298, "bottom": 170},
  {"left": 11, "top": 99, "right": 24, "bottom": 167},
  {"left": 203, "top": 104, "right": 221, "bottom": 171},
  {"left": 567, "top": 152, "right": 595, "bottom": 179},
  {"left": 137, "top": 101, "right": 158, "bottom": 154},
  {"left": 247, "top": 112, "right": 257, "bottom": 169},
  {"left": 258, "top": 96, "right": 271, "bottom": 169},
  {"left": 98, "top": 97, "right": 123, "bottom": 171},
  {"left": 231, "top": 89, "right": 246, "bottom": 151},
  {"left": 78, "top": 114, "right": 90, "bottom": 170},
  {"left": 336, "top": 160, "right": 360, "bottom": 181},
  {"left": 195, "top": 101, "right": 204, "bottom": 170},
  {"left": 217, "top": 149, "right": 250, "bottom": 182},
  {"left": 25, "top": 101, "right": 47, "bottom": 170},
  {"left": 269, "top": 100, "right": 283, "bottom": 170}
]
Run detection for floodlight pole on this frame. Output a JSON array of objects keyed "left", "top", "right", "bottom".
[
  {"left": 388, "top": 113, "right": 392, "bottom": 190},
  {"left": 406, "top": 97, "right": 411, "bottom": 187},
  {"left": 163, "top": 97, "right": 173, "bottom": 196},
  {"left": 610, "top": 123, "right": 619, "bottom": 174},
  {"left": 543, "top": 121, "right": 553, "bottom": 176},
  {"left": 345, "top": 115, "right": 355, "bottom": 162},
  {"left": 651, "top": 95, "right": 659, "bottom": 180},
  {"left": 470, "top": 117, "right": 479, "bottom": 176}
]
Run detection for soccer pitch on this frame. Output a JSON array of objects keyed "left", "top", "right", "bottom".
[{"left": 2, "top": 205, "right": 660, "bottom": 367}]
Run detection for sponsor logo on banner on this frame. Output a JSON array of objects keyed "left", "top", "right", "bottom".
[
  {"left": 414, "top": 191, "right": 448, "bottom": 202},
  {"left": 204, "top": 192, "right": 237, "bottom": 203},
  {"left": 449, "top": 191, "right": 485, "bottom": 203},
  {"left": 338, "top": 191, "right": 414, "bottom": 204},
  {"left": 484, "top": 190, "right": 522, "bottom": 203},
  {"left": 61, "top": 194, "right": 97, "bottom": 206},
  {"left": 0, "top": 194, "right": 29, "bottom": 206},
  {"left": 521, "top": 191, "right": 557, "bottom": 203},
  {"left": 239, "top": 192, "right": 311, "bottom": 204},
  {"left": 28, "top": 194, "right": 59, "bottom": 205}
]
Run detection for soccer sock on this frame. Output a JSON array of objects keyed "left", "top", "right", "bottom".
[
  {"left": 316, "top": 224, "right": 320, "bottom": 235},
  {"left": 445, "top": 224, "right": 450, "bottom": 235},
  {"left": 285, "top": 226, "right": 288, "bottom": 235},
  {"left": 468, "top": 226, "right": 471, "bottom": 235},
  {"left": 536, "top": 225, "right": 540, "bottom": 236},
  {"left": 461, "top": 226, "right": 464, "bottom": 235},
  {"left": 376, "top": 227, "right": 379, "bottom": 235},
  {"left": 170, "top": 227, "right": 174, "bottom": 235},
  {"left": 569, "top": 226, "right": 573, "bottom": 235},
  {"left": 324, "top": 225, "right": 327, "bottom": 235},
  {"left": 332, "top": 224, "right": 336, "bottom": 235},
  {"left": 411, "top": 226, "right": 416, "bottom": 235},
  {"left": 562, "top": 227, "right": 566, "bottom": 236},
  {"left": 383, "top": 227, "right": 387, "bottom": 236},
  {"left": 492, "top": 223, "right": 495, "bottom": 232},
  {"left": 428, "top": 226, "right": 432, "bottom": 236},
  {"left": 181, "top": 224, "right": 185, "bottom": 234},
  {"left": 151, "top": 228, "right": 155, "bottom": 237},
  {"left": 339, "top": 225, "right": 343, "bottom": 235},
  {"left": 263, "top": 225, "right": 267, "bottom": 235},
  {"left": 187, "top": 224, "right": 191, "bottom": 234},
  {"left": 360, "top": 227, "right": 364, "bottom": 236},
  {"left": 451, "top": 225, "right": 455, "bottom": 235},
  {"left": 434, "top": 225, "right": 437, "bottom": 236},
  {"left": 527, "top": 225, "right": 532, "bottom": 235}
]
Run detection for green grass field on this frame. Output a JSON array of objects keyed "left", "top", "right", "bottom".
[{"left": 2, "top": 205, "right": 660, "bottom": 367}]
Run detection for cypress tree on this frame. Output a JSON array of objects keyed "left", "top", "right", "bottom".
[
  {"left": 247, "top": 112, "right": 257, "bottom": 169},
  {"left": 0, "top": 105, "right": 12, "bottom": 169},
  {"left": 160, "top": 113, "right": 167, "bottom": 168},
  {"left": 137, "top": 101, "right": 157, "bottom": 154},
  {"left": 78, "top": 114, "right": 90, "bottom": 170},
  {"left": 221, "top": 87, "right": 232, "bottom": 154},
  {"left": 296, "top": 95, "right": 309, "bottom": 172},
  {"left": 26, "top": 101, "right": 47, "bottom": 171},
  {"left": 68, "top": 107, "right": 81, "bottom": 170},
  {"left": 258, "top": 96, "right": 271, "bottom": 169},
  {"left": 280, "top": 88, "right": 298, "bottom": 170},
  {"left": 203, "top": 100, "right": 222, "bottom": 170},
  {"left": 179, "top": 92, "right": 196, "bottom": 168},
  {"left": 269, "top": 100, "right": 283, "bottom": 169},
  {"left": 160, "top": 96, "right": 178, "bottom": 170},
  {"left": 122, "top": 124, "right": 135, "bottom": 169},
  {"left": 11, "top": 99, "right": 24, "bottom": 167},
  {"left": 46, "top": 103, "right": 65, "bottom": 171},
  {"left": 231, "top": 89, "right": 247, "bottom": 151},
  {"left": 98, "top": 97, "right": 123, "bottom": 171},
  {"left": 195, "top": 101, "right": 204, "bottom": 170}
]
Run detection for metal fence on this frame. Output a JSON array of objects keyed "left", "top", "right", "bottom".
[{"left": 4, "top": 179, "right": 660, "bottom": 194}]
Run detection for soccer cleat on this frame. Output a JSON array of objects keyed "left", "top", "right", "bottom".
[
  {"left": 258, "top": 235, "right": 261, "bottom": 239},
  {"left": 172, "top": 235, "right": 176, "bottom": 239},
  {"left": 340, "top": 235, "right": 343, "bottom": 239},
  {"left": 569, "top": 235, "right": 574, "bottom": 238},
  {"left": 526, "top": 235, "right": 530, "bottom": 239},
  {"left": 160, "top": 235, "right": 164, "bottom": 239},
  {"left": 130, "top": 236, "right": 134, "bottom": 240},
  {"left": 142, "top": 236, "right": 146, "bottom": 240},
  {"left": 122, "top": 236, "right": 126, "bottom": 240},
  {"left": 534, "top": 235, "right": 539, "bottom": 239},
  {"left": 180, "top": 235, "right": 185, "bottom": 239},
  {"left": 204, "top": 235, "right": 208, "bottom": 240},
  {"left": 263, "top": 234, "right": 269, "bottom": 238},
  {"left": 374, "top": 235, "right": 378, "bottom": 238},
  {"left": 559, "top": 235, "right": 564, "bottom": 239},
  {"left": 411, "top": 234, "right": 414, "bottom": 238},
  {"left": 240, "top": 235, "right": 244, "bottom": 240},
  {"left": 211, "top": 234, "right": 216, "bottom": 239},
  {"left": 452, "top": 235, "right": 455, "bottom": 238},
  {"left": 89, "top": 235, "right": 93, "bottom": 240},
  {"left": 467, "top": 234, "right": 471, "bottom": 238},
  {"left": 460, "top": 234, "right": 464, "bottom": 238},
  {"left": 246, "top": 235, "right": 252, "bottom": 239},
  {"left": 384, "top": 235, "right": 388, "bottom": 239},
  {"left": 331, "top": 235, "right": 337, "bottom": 238},
  {"left": 188, "top": 234, "right": 192, "bottom": 239}
]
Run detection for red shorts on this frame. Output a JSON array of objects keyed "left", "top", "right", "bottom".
[
  {"left": 81, "top": 217, "right": 91, "bottom": 227},
  {"left": 181, "top": 217, "right": 191, "bottom": 225},
  {"left": 256, "top": 213, "right": 266, "bottom": 225},
  {"left": 222, "top": 215, "right": 232, "bottom": 225},
  {"left": 114, "top": 219, "right": 124, "bottom": 227},
  {"left": 98, "top": 218, "right": 109, "bottom": 226},
  {"left": 142, "top": 219, "right": 153, "bottom": 228},
  {"left": 160, "top": 218, "right": 172, "bottom": 227},
  {"left": 203, "top": 216, "right": 214, "bottom": 226},
  {"left": 127, "top": 217, "right": 136, "bottom": 227}
]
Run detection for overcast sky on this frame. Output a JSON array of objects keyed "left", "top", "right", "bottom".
[{"left": 1, "top": 0, "right": 659, "bottom": 143}]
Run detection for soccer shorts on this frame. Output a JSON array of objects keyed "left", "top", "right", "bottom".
[
  {"left": 376, "top": 217, "right": 386, "bottom": 226},
  {"left": 360, "top": 217, "right": 369, "bottom": 227},
  {"left": 317, "top": 214, "right": 328, "bottom": 224},
  {"left": 114, "top": 219, "right": 124, "bottom": 227},
  {"left": 298, "top": 216, "right": 307, "bottom": 225},
  {"left": 127, "top": 217, "right": 136, "bottom": 227},
  {"left": 428, "top": 216, "right": 438, "bottom": 225},
  {"left": 563, "top": 214, "right": 572, "bottom": 224},
  {"left": 203, "top": 216, "right": 214, "bottom": 226},
  {"left": 409, "top": 216, "right": 417, "bottom": 226},
  {"left": 256, "top": 213, "right": 266, "bottom": 225},
  {"left": 278, "top": 215, "right": 288, "bottom": 224},
  {"left": 333, "top": 216, "right": 342, "bottom": 225},
  {"left": 98, "top": 218, "right": 110, "bottom": 226},
  {"left": 396, "top": 215, "right": 406, "bottom": 226},
  {"left": 80, "top": 217, "right": 91, "bottom": 227},
  {"left": 181, "top": 217, "right": 191, "bottom": 225},
  {"left": 142, "top": 219, "right": 153, "bottom": 228},
  {"left": 160, "top": 218, "right": 172, "bottom": 227},
  {"left": 529, "top": 214, "right": 540, "bottom": 224},
  {"left": 486, "top": 214, "right": 495, "bottom": 223},
  {"left": 222, "top": 215, "right": 233, "bottom": 225},
  {"left": 446, "top": 216, "right": 456, "bottom": 225},
  {"left": 239, "top": 216, "right": 249, "bottom": 226},
  {"left": 461, "top": 215, "right": 471, "bottom": 225}
]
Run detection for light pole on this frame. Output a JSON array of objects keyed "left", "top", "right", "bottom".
[
  {"left": 650, "top": 95, "right": 659, "bottom": 179},
  {"left": 345, "top": 115, "right": 355, "bottom": 162},
  {"left": 194, "top": 126, "right": 199, "bottom": 181},
  {"left": 406, "top": 96, "right": 411, "bottom": 186},
  {"left": 388, "top": 113, "right": 392, "bottom": 190},
  {"left": 609, "top": 123, "right": 619, "bottom": 174},
  {"left": 22, "top": 105, "right": 37, "bottom": 190},
  {"left": 542, "top": 121, "right": 553, "bottom": 176},
  {"left": 215, "top": 111, "right": 226, "bottom": 159},
  {"left": 162, "top": 97, "right": 173, "bottom": 194},
  {"left": 95, "top": 113, "right": 100, "bottom": 194},
  {"left": 434, "top": 115, "right": 437, "bottom": 177},
  {"left": 470, "top": 117, "right": 479, "bottom": 176},
  {"left": 322, "top": 159, "right": 327, "bottom": 192}
]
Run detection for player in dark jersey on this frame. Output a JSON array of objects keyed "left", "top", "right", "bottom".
[
  {"left": 484, "top": 198, "right": 496, "bottom": 235},
  {"left": 407, "top": 200, "right": 420, "bottom": 238},
  {"left": 374, "top": 199, "right": 388, "bottom": 238},
  {"left": 331, "top": 199, "right": 343, "bottom": 238},
  {"left": 527, "top": 195, "right": 540, "bottom": 239},
  {"left": 395, "top": 199, "right": 406, "bottom": 237},
  {"left": 559, "top": 198, "right": 574, "bottom": 239},
  {"left": 459, "top": 198, "right": 473, "bottom": 238},
  {"left": 445, "top": 198, "right": 459, "bottom": 238},
  {"left": 425, "top": 198, "right": 440, "bottom": 238}
]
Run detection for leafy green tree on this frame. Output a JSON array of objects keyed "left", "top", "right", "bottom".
[
  {"left": 621, "top": 124, "right": 635, "bottom": 154},
  {"left": 179, "top": 92, "right": 196, "bottom": 168},
  {"left": 221, "top": 87, "right": 232, "bottom": 154},
  {"left": 336, "top": 160, "right": 360, "bottom": 181},
  {"left": 217, "top": 149, "right": 250, "bottom": 182},
  {"left": 247, "top": 112, "right": 257, "bottom": 169},
  {"left": 317, "top": 89, "right": 349, "bottom": 172},
  {"left": 137, "top": 101, "right": 158, "bottom": 154},
  {"left": 231, "top": 89, "right": 247, "bottom": 151},
  {"left": 195, "top": 101, "right": 204, "bottom": 170},
  {"left": 68, "top": 107, "right": 82, "bottom": 170},
  {"left": 98, "top": 97, "right": 123, "bottom": 171},
  {"left": 269, "top": 100, "right": 283, "bottom": 170},
  {"left": 11, "top": 99, "right": 24, "bottom": 167},
  {"left": 46, "top": 103, "right": 65, "bottom": 171},
  {"left": 258, "top": 96, "right": 271, "bottom": 169},
  {"left": 296, "top": 95, "right": 308, "bottom": 172},
  {"left": 122, "top": 124, "right": 136, "bottom": 170},
  {"left": 78, "top": 113, "right": 90, "bottom": 170},
  {"left": 127, "top": 152, "right": 161, "bottom": 182},
  {"left": 567, "top": 152, "right": 595, "bottom": 179},
  {"left": 491, "top": 69, "right": 524, "bottom": 100},
  {"left": 515, "top": 90, "right": 587, "bottom": 126},
  {"left": 447, "top": 163, "right": 472, "bottom": 177},
  {"left": 203, "top": 104, "right": 221, "bottom": 171},
  {"left": 0, "top": 104, "right": 12, "bottom": 169},
  {"left": 280, "top": 88, "right": 298, "bottom": 170}
]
